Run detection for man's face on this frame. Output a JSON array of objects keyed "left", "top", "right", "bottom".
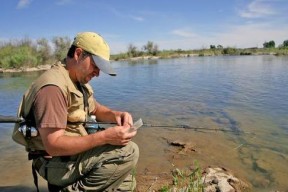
[{"left": 76, "top": 50, "right": 100, "bottom": 84}]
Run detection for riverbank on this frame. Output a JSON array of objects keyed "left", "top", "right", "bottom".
[
  {"left": 0, "top": 64, "right": 51, "bottom": 73},
  {"left": 111, "top": 47, "right": 288, "bottom": 61},
  {"left": 1, "top": 51, "right": 287, "bottom": 74}
]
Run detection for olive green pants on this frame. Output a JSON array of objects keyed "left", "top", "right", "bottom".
[{"left": 35, "top": 142, "right": 139, "bottom": 191}]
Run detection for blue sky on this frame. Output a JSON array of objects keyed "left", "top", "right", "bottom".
[{"left": 1, "top": 0, "right": 287, "bottom": 54}]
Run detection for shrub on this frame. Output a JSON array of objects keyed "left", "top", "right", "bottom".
[{"left": 0, "top": 43, "right": 38, "bottom": 69}]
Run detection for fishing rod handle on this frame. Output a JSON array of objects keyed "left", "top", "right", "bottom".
[{"left": 0, "top": 115, "right": 24, "bottom": 123}]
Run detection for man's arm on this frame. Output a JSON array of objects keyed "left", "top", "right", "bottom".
[
  {"left": 39, "top": 125, "right": 135, "bottom": 156},
  {"left": 35, "top": 86, "right": 136, "bottom": 156}
]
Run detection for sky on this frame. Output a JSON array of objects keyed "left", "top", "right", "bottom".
[{"left": 0, "top": 0, "right": 288, "bottom": 54}]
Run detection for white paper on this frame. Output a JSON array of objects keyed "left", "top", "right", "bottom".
[{"left": 129, "top": 118, "right": 143, "bottom": 132}]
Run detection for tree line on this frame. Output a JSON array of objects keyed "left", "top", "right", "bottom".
[
  {"left": 0, "top": 37, "right": 288, "bottom": 69},
  {"left": 113, "top": 39, "right": 288, "bottom": 60},
  {"left": 0, "top": 37, "right": 71, "bottom": 69},
  {"left": 209, "top": 39, "right": 288, "bottom": 50}
]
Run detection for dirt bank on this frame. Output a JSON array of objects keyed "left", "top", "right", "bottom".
[{"left": 0, "top": 65, "right": 51, "bottom": 73}]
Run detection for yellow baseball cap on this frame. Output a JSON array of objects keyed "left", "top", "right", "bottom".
[{"left": 73, "top": 32, "right": 116, "bottom": 76}]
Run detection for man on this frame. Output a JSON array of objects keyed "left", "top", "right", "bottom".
[{"left": 12, "top": 32, "right": 139, "bottom": 191}]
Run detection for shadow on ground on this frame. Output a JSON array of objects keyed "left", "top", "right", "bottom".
[{"left": 0, "top": 186, "right": 48, "bottom": 192}]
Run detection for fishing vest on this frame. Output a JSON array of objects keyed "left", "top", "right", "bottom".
[{"left": 12, "top": 61, "right": 96, "bottom": 152}]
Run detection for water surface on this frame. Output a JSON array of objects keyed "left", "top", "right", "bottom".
[{"left": 0, "top": 55, "right": 287, "bottom": 191}]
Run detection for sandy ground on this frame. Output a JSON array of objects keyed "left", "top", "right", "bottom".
[{"left": 0, "top": 127, "right": 252, "bottom": 192}]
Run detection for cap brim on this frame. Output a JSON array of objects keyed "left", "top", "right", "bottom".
[{"left": 92, "top": 55, "right": 117, "bottom": 76}]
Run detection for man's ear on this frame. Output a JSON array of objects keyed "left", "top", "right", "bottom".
[{"left": 74, "top": 48, "right": 82, "bottom": 61}]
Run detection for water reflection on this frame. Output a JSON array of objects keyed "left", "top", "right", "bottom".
[{"left": 127, "top": 58, "right": 159, "bottom": 65}]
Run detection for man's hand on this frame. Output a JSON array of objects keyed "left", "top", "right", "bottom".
[
  {"left": 116, "top": 112, "right": 133, "bottom": 127},
  {"left": 103, "top": 124, "right": 137, "bottom": 145}
]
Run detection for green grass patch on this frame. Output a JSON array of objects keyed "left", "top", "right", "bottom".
[{"left": 160, "top": 161, "right": 204, "bottom": 192}]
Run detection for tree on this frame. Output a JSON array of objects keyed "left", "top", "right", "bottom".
[
  {"left": 263, "top": 40, "right": 275, "bottom": 48},
  {"left": 222, "top": 47, "right": 237, "bottom": 55},
  {"left": 0, "top": 38, "right": 38, "bottom": 68},
  {"left": 52, "top": 36, "right": 71, "bottom": 60},
  {"left": 283, "top": 40, "right": 288, "bottom": 48},
  {"left": 37, "top": 38, "right": 52, "bottom": 64},
  {"left": 127, "top": 44, "right": 139, "bottom": 57},
  {"left": 210, "top": 45, "right": 216, "bottom": 49},
  {"left": 143, "top": 41, "right": 159, "bottom": 56},
  {"left": 217, "top": 45, "right": 223, "bottom": 49},
  {"left": 151, "top": 44, "right": 159, "bottom": 56}
]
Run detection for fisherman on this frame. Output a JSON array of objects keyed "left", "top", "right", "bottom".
[{"left": 12, "top": 32, "right": 139, "bottom": 191}]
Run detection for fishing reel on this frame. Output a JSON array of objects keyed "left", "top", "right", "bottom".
[{"left": 18, "top": 123, "right": 38, "bottom": 138}]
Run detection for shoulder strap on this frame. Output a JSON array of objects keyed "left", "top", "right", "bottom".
[{"left": 76, "top": 82, "right": 89, "bottom": 116}]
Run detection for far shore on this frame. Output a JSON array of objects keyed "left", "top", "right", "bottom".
[
  {"left": 0, "top": 52, "right": 286, "bottom": 73},
  {"left": 0, "top": 64, "right": 52, "bottom": 73}
]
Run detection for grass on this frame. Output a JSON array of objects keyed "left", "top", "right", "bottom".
[{"left": 159, "top": 161, "right": 204, "bottom": 192}]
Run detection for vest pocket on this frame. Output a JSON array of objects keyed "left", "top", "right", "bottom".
[{"left": 68, "top": 89, "right": 84, "bottom": 112}]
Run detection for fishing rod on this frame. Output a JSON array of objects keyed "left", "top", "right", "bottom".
[
  {"left": 0, "top": 115, "right": 24, "bottom": 123},
  {"left": 0, "top": 115, "right": 141, "bottom": 127},
  {"left": 0, "top": 115, "right": 249, "bottom": 134},
  {"left": 141, "top": 123, "right": 250, "bottom": 134},
  {"left": 91, "top": 122, "right": 249, "bottom": 134},
  {"left": 0, "top": 115, "right": 122, "bottom": 125}
]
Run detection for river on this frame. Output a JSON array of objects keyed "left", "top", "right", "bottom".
[{"left": 0, "top": 55, "right": 287, "bottom": 191}]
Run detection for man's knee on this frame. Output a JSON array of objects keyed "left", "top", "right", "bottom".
[{"left": 126, "top": 141, "right": 139, "bottom": 167}]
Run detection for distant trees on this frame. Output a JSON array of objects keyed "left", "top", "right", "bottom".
[
  {"left": 263, "top": 40, "right": 275, "bottom": 48},
  {"left": 210, "top": 45, "right": 223, "bottom": 49},
  {"left": 0, "top": 38, "right": 38, "bottom": 68},
  {"left": 52, "top": 36, "right": 71, "bottom": 60},
  {"left": 222, "top": 47, "right": 237, "bottom": 55},
  {"left": 217, "top": 45, "right": 223, "bottom": 49},
  {"left": 0, "top": 36, "right": 71, "bottom": 69},
  {"left": 210, "top": 45, "right": 216, "bottom": 49},
  {"left": 126, "top": 41, "right": 159, "bottom": 58},
  {"left": 37, "top": 38, "right": 52, "bottom": 63},
  {"left": 1, "top": 36, "right": 288, "bottom": 69},
  {"left": 143, "top": 41, "right": 159, "bottom": 56},
  {"left": 211, "top": 40, "right": 287, "bottom": 49},
  {"left": 283, "top": 40, "right": 288, "bottom": 47},
  {"left": 263, "top": 40, "right": 288, "bottom": 48},
  {"left": 127, "top": 43, "right": 140, "bottom": 57}
]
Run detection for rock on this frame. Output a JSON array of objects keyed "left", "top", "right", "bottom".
[
  {"left": 169, "top": 140, "right": 197, "bottom": 153},
  {"left": 202, "top": 167, "right": 249, "bottom": 192}
]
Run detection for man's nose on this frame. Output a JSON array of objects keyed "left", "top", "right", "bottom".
[{"left": 93, "top": 68, "right": 100, "bottom": 77}]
